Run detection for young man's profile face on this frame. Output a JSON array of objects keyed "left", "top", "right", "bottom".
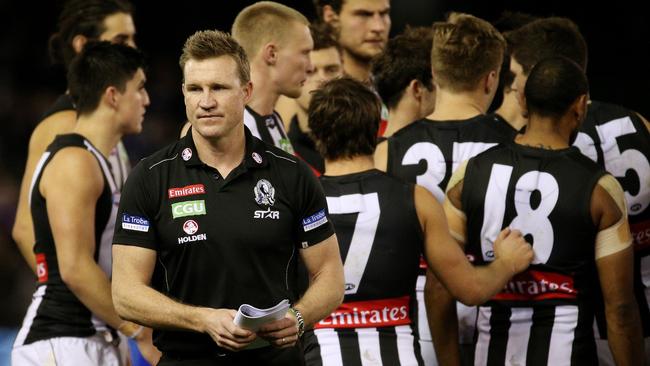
[{"left": 275, "top": 22, "right": 314, "bottom": 99}]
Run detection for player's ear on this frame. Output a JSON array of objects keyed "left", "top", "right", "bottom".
[
  {"left": 574, "top": 94, "right": 588, "bottom": 123},
  {"left": 261, "top": 43, "right": 278, "bottom": 66},
  {"left": 104, "top": 85, "right": 121, "bottom": 110},
  {"left": 485, "top": 69, "right": 498, "bottom": 95},
  {"left": 72, "top": 34, "right": 89, "bottom": 54},
  {"left": 323, "top": 5, "right": 340, "bottom": 30}
]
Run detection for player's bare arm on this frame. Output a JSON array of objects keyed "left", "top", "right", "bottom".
[{"left": 13, "top": 110, "right": 76, "bottom": 273}]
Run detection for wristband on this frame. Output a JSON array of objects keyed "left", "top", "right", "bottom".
[{"left": 289, "top": 307, "right": 305, "bottom": 337}]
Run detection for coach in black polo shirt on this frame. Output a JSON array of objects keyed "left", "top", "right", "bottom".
[{"left": 111, "top": 30, "right": 344, "bottom": 365}]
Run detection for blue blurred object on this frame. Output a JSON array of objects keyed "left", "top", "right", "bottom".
[
  {"left": 129, "top": 338, "right": 151, "bottom": 366},
  {"left": 0, "top": 328, "right": 17, "bottom": 366}
]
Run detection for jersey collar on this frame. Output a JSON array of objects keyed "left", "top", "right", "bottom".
[{"left": 180, "top": 126, "right": 268, "bottom": 169}]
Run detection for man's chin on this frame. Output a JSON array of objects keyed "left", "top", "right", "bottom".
[
  {"left": 347, "top": 46, "right": 383, "bottom": 62},
  {"left": 282, "top": 89, "right": 302, "bottom": 99}
]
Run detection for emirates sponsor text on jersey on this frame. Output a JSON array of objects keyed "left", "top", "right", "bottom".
[
  {"left": 492, "top": 269, "right": 577, "bottom": 301},
  {"left": 168, "top": 184, "right": 205, "bottom": 199},
  {"left": 314, "top": 296, "right": 411, "bottom": 329}
]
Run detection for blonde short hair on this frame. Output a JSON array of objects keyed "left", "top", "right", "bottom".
[
  {"left": 232, "top": 1, "right": 309, "bottom": 58},
  {"left": 431, "top": 13, "right": 505, "bottom": 92},
  {"left": 179, "top": 29, "right": 250, "bottom": 84}
]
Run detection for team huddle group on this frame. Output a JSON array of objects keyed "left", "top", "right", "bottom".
[{"left": 9, "top": 0, "right": 650, "bottom": 365}]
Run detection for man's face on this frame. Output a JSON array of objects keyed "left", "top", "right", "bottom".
[
  {"left": 275, "top": 22, "right": 314, "bottom": 99},
  {"left": 100, "top": 12, "right": 137, "bottom": 48},
  {"left": 117, "top": 68, "right": 149, "bottom": 134},
  {"left": 296, "top": 46, "right": 343, "bottom": 111},
  {"left": 182, "top": 56, "right": 252, "bottom": 140},
  {"left": 510, "top": 56, "right": 528, "bottom": 117},
  {"left": 334, "top": 0, "right": 391, "bottom": 61}
]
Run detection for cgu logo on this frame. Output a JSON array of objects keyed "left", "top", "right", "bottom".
[
  {"left": 171, "top": 200, "right": 206, "bottom": 219},
  {"left": 254, "top": 207, "right": 280, "bottom": 219}
]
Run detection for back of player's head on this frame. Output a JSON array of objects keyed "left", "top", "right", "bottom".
[
  {"left": 49, "top": 0, "right": 134, "bottom": 68},
  {"left": 309, "top": 77, "right": 381, "bottom": 160},
  {"left": 525, "top": 56, "right": 588, "bottom": 120},
  {"left": 311, "top": 22, "right": 339, "bottom": 52},
  {"left": 506, "top": 17, "right": 587, "bottom": 75},
  {"left": 232, "top": 1, "right": 309, "bottom": 58},
  {"left": 179, "top": 30, "right": 250, "bottom": 84},
  {"left": 68, "top": 41, "right": 145, "bottom": 116},
  {"left": 431, "top": 13, "right": 505, "bottom": 92},
  {"left": 372, "top": 26, "right": 434, "bottom": 109}
]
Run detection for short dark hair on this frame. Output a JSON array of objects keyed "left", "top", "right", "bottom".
[
  {"left": 488, "top": 11, "right": 537, "bottom": 112},
  {"left": 311, "top": 22, "right": 339, "bottom": 52},
  {"left": 309, "top": 77, "right": 381, "bottom": 160},
  {"left": 313, "top": 0, "right": 344, "bottom": 19},
  {"left": 180, "top": 30, "right": 250, "bottom": 84},
  {"left": 68, "top": 41, "right": 145, "bottom": 115},
  {"left": 525, "top": 56, "right": 588, "bottom": 119},
  {"left": 49, "top": 0, "right": 134, "bottom": 68},
  {"left": 372, "top": 26, "right": 434, "bottom": 109},
  {"left": 506, "top": 17, "right": 587, "bottom": 75}
]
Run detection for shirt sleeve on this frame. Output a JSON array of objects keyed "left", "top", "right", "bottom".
[
  {"left": 112, "top": 159, "right": 159, "bottom": 250},
  {"left": 292, "top": 159, "right": 335, "bottom": 248}
]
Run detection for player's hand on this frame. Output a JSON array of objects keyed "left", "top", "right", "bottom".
[
  {"left": 493, "top": 227, "right": 533, "bottom": 275},
  {"left": 200, "top": 308, "right": 256, "bottom": 351},
  {"left": 257, "top": 313, "right": 298, "bottom": 349}
]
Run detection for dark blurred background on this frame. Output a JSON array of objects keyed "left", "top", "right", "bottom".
[{"left": 0, "top": 0, "right": 648, "bottom": 347}]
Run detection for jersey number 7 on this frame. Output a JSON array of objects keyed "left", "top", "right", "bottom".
[{"left": 326, "top": 193, "right": 380, "bottom": 295}]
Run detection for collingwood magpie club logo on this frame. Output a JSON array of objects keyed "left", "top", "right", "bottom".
[{"left": 254, "top": 179, "right": 275, "bottom": 206}]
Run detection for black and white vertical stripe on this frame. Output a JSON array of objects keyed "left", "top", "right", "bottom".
[
  {"left": 474, "top": 305, "right": 589, "bottom": 366},
  {"left": 307, "top": 325, "right": 423, "bottom": 366}
]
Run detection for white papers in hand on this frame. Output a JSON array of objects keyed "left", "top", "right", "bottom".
[{"left": 233, "top": 299, "right": 290, "bottom": 331}]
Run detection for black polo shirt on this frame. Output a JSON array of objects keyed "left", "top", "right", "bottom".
[{"left": 113, "top": 127, "right": 334, "bottom": 355}]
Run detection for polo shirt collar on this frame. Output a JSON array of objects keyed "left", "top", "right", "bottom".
[{"left": 179, "top": 126, "right": 268, "bottom": 169}]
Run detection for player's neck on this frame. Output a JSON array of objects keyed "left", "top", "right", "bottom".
[
  {"left": 249, "top": 65, "right": 279, "bottom": 116},
  {"left": 295, "top": 106, "right": 310, "bottom": 134},
  {"left": 192, "top": 125, "right": 246, "bottom": 177},
  {"left": 515, "top": 116, "right": 572, "bottom": 149},
  {"left": 495, "top": 93, "right": 527, "bottom": 130},
  {"left": 324, "top": 155, "right": 375, "bottom": 176},
  {"left": 342, "top": 51, "right": 372, "bottom": 83},
  {"left": 427, "top": 89, "right": 485, "bottom": 121},
  {"left": 74, "top": 110, "right": 122, "bottom": 158},
  {"left": 385, "top": 105, "right": 419, "bottom": 137}
]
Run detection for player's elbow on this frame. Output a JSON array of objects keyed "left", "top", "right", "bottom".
[
  {"left": 11, "top": 221, "right": 29, "bottom": 249},
  {"left": 59, "top": 261, "right": 87, "bottom": 293},
  {"left": 454, "top": 284, "right": 489, "bottom": 306},
  {"left": 331, "top": 272, "right": 345, "bottom": 308},
  {"left": 605, "top": 299, "right": 640, "bottom": 332}
]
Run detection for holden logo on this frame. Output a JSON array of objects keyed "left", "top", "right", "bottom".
[
  {"left": 183, "top": 220, "right": 199, "bottom": 235},
  {"left": 182, "top": 148, "right": 192, "bottom": 161}
]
